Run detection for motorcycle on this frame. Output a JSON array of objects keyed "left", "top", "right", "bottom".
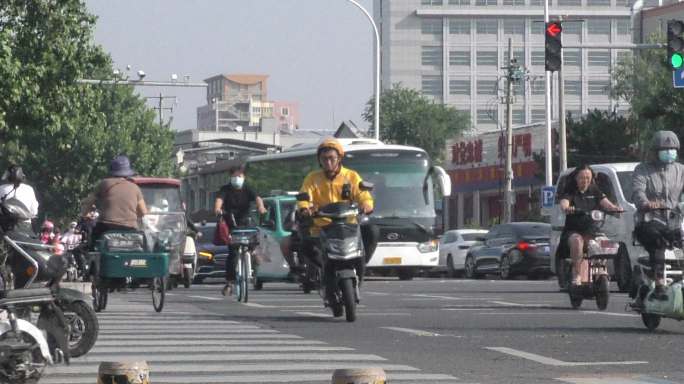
[
  {"left": 296, "top": 181, "right": 373, "bottom": 322},
  {"left": 2, "top": 203, "right": 98, "bottom": 358},
  {"left": 560, "top": 209, "right": 621, "bottom": 310},
  {"left": 628, "top": 205, "right": 684, "bottom": 331}
]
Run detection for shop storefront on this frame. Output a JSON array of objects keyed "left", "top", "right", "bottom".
[{"left": 444, "top": 123, "right": 550, "bottom": 229}]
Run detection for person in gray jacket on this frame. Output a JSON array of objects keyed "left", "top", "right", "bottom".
[{"left": 632, "top": 130, "right": 684, "bottom": 301}]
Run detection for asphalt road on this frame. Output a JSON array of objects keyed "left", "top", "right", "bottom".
[{"left": 46, "top": 277, "right": 684, "bottom": 384}]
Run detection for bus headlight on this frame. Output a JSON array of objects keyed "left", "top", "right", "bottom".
[{"left": 417, "top": 239, "right": 438, "bottom": 253}]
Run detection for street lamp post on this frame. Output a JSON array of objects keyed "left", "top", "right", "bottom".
[{"left": 346, "top": 0, "right": 380, "bottom": 141}]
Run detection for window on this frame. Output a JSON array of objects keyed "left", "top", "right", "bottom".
[
  {"left": 531, "top": 50, "right": 545, "bottom": 66},
  {"left": 565, "top": 80, "right": 581, "bottom": 95},
  {"left": 588, "top": 50, "right": 610, "bottom": 67},
  {"left": 475, "top": 0, "right": 497, "bottom": 5},
  {"left": 557, "top": 0, "right": 580, "bottom": 5},
  {"left": 617, "top": 50, "right": 631, "bottom": 63},
  {"left": 477, "top": 79, "right": 498, "bottom": 95},
  {"left": 450, "top": 19, "right": 470, "bottom": 34},
  {"left": 563, "top": 22, "right": 581, "bottom": 35},
  {"left": 513, "top": 109, "right": 525, "bottom": 124},
  {"left": 588, "top": 80, "right": 610, "bottom": 95},
  {"left": 421, "top": 0, "right": 443, "bottom": 4},
  {"left": 477, "top": 109, "right": 498, "bottom": 124},
  {"left": 281, "top": 107, "right": 289, "bottom": 116},
  {"left": 450, "top": 50, "right": 470, "bottom": 66},
  {"left": 595, "top": 173, "right": 617, "bottom": 203},
  {"left": 563, "top": 49, "right": 581, "bottom": 66},
  {"left": 476, "top": 19, "right": 498, "bottom": 35},
  {"left": 587, "top": 19, "right": 611, "bottom": 36},
  {"left": 449, "top": 0, "right": 471, "bottom": 4},
  {"left": 422, "top": 75, "right": 442, "bottom": 96},
  {"left": 503, "top": 20, "right": 524, "bottom": 35},
  {"left": 587, "top": 0, "right": 610, "bottom": 5},
  {"left": 477, "top": 50, "right": 498, "bottom": 65},
  {"left": 449, "top": 79, "right": 470, "bottom": 95},
  {"left": 504, "top": 48, "right": 525, "bottom": 66},
  {"left": 422, "top": 46, "right": 443, "bottom": 66},
  {"left": 530, "top": 0, "right": 542, "bottom": 4},
  {"left": 531, "top": 78, "right": 545, "bottom": 95},
  {"left": 616, "top": 0, "right": 632, "bottom": 6},
  {"left": 503, "top": 0, "right": 524, "bottom": 5},
  {"left": 422, "top": 19, "right": 443, "bottom": 35},
  {"left": 566, "top": 109, "right": 581, "bottom": 120},
  {"left": 531, "top": 108, "right": 545, "bottom": 122},
  {"left": 616, "top": 19, "right": 631, "bottom": 35}
]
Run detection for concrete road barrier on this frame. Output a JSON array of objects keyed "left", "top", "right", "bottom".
[
  {"left": 332, "top": 367, "right": 386, "bottom": 384},
  {"left": 97, "top": 361, "right": 150, "bottom": 384}
]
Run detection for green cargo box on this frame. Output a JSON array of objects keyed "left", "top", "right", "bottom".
[{"left": 99, "top": 252, "right": 169, "bottom": 279}]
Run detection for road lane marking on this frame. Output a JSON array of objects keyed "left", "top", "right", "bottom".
[
  {"left": 66, "top": 353, "right": 388, "bottom": 363},
  {"left": 382, "top": 327, "right": 440, "bottom": 337},
  {"left": 556, "top": 375, "right": 680, "bottom": 383},
  {"left": 489, "top": 300, "right": 549, "bottom": 307},
  {"left": 187, "top": 295, "right": 222, "bottom": 301},
  {"left": 408, "top": 294, "right": 503, "bottom": 301},
  {"left": 581, "top": 311, "right": 639, "bottom": 318},
  {"left": 90, "top": 345, "right": 355, "bottom": 353},
  {"left": 486, "top": 347, "right": 647, "bottom": 366},
  {"left": 294, "top": 311, "right": 331, "bottom": 318}
]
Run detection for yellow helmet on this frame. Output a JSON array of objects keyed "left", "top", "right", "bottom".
[{"left": 317, "top": 138, "right": 345, "bottom": 158}]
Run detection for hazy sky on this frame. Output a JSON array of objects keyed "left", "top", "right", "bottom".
[{"left": 84, "top": 0, "right": 375, "bottom": 132}]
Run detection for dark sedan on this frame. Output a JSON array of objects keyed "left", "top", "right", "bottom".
[
  {"left": 193, "top": 222, "right": 230, "bottom": 283},
  {"left": 464, "top": 222, "right": 552, "bottom": 280}
]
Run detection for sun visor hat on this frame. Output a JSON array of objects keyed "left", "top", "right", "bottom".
[{"left": 652, "top": 131, "right": 681, "bottom": 150}]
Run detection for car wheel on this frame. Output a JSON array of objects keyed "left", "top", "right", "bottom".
[
  {"left": 447, "top": 255, "right": 459, "bottom": 278},
  {"left": 464, "top": 256, "right": 477, "bottom": 279},
  {"left": 499, "top": 254, "right": 512, "bottom": 280}
]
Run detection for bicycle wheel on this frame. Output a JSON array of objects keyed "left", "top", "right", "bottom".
[
  {"left": 152, "top": 277, "right": 165, "bottom": 313},
  {"left": 241, "top": 251, "right": 250, "bottom": 303},
  {"left": 235, "top": 249, "right": 247, "bottom": 302}
]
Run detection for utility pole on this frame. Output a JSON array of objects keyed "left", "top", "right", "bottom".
[
  {"left": 503, "top": 38, "right": 515, "bottom": 224},
  {"left": 146, "top": 93, "right": 176, "bottom": 128}
]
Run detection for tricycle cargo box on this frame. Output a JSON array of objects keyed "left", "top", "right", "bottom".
[{"left": 99, "top": 252, "right": 169, "bottom": 279}]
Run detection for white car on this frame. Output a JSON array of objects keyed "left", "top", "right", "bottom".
[{"left": 437, "top": 229, "right": 488, "bottom": 277}]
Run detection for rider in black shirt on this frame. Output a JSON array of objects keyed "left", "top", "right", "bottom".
[
  {"left": 558, "top": 165, "right": 621, "bottom": 289},
  {"left": 213, "top": 165, "right": 266, "bottom": 296}
]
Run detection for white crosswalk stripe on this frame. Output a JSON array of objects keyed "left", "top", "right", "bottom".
[{"left": 42, "top": 290, "right": 462, "bottom": 384}]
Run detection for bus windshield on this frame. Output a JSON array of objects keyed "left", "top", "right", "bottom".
[{"left": 344, "top": 150, "right": 434, "bottom": 219}]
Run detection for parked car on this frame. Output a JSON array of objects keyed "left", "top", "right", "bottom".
[
  {"left": 464, "top": 222, "right": 552, "bottom": 280},
  {"left": 193, "top": 221, "right": 230, "bottom": 284},
  {"left": 549, "top": 163, "right": 643, "bottom": 292},
  {"left": 436, "top": 229, "right": 488, "bottom": 277}
]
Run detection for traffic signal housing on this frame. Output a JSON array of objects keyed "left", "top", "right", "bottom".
[
  {"left": 545, "top": 21, "right": 562, "bottom": 72},
  {"left": 668, "top": 20, "right": 684, "bottom": 70}
]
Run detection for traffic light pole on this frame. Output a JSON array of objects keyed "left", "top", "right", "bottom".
[
  {"left": 544, "top": 0, "right": 553, "bottom": 188},
  {"left": 558, "top": 23, "right": 567, "bottom": 173}
]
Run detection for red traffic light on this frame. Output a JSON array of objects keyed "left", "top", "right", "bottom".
[{"left": 546, "top": 22, "right": 562, "bottom": 37}]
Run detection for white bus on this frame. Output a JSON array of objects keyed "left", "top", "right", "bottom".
[{"left": 246, "top": 138, "right": 451, "bottom": 280}]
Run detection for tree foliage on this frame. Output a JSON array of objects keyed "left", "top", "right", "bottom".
[
  {"left": 612, "top": 35, "right": 683, "bottom": 149},
  {"left": 0, "top": 0, "right": 174, "bottom": 222},
  {"left": 363, "top": 84, "right": 471, "bottom": 164}
]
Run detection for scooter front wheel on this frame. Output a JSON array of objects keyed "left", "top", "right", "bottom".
[
  {"left": 341, "top": 278, "right": 356, "bottom": 322},
  {"left": 152, "top": 277, "right": 165, "bottom": 313},
  {"left": 595, "top": 275, "right": 609, "bottom": 311},
  {"left": 642, "top": 313, "right": 661, "bottom": 331}
]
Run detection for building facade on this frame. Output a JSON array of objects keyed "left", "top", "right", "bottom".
[{"left": 373, "top": 0, "right": 633, "bottom": 131}]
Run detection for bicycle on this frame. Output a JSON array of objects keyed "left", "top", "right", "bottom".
[{"left": 231, "top": 227, "right": 258, "bottom": 302}]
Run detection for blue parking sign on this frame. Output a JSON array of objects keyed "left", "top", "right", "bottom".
[
  {"left": 674, "top": 69, "right": 684, "bottom": 88},
  {"left": 541, "top": 186, "right": 556, "bottom": 209}
]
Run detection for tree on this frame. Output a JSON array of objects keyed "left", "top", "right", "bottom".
[
  {"left": 362, "top": 84, "right": 471, "bottom": 163},
  {"left": 612, "top": 35, "right": 684, "bottom": 148},
  {"left": 0, "top": 0, "right": 175, "bottom": 222}
]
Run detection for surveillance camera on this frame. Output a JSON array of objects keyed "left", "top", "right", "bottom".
[
  {"left": 113, "top": 69, "right": 120, "bottom": 76},
  {"left": 171, "top": 73, "right": 178, "bottom": 81},
  {"left": 126, "top": 64, "right": 131, "bottom": 71},
  {"left": 137, "top": 70, "right": 146, "bottom": 79}
]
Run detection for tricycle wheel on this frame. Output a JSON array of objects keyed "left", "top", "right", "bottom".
[
  {"left": 642, "top": 313, "right": 661, "bottom": 331},
  {"left": 92, "top": 283, "right": 108, "bottom": 313},
  {"left": 152, "top": 277, "right": 165, "bottom": 313},
  {"left": 595, "top": 275, "right": 610, "bottom": 310}
]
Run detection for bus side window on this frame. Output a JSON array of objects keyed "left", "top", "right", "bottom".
[{"left": 595, "top": 172, "right": 617, "bottom": 204}]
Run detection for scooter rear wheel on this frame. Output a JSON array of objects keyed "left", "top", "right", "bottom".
[
  {"left": 595, "top": 275, "right": 610, "bottom": 311},
  {"left": 152, "top": 277, "right": 165, "bottom": 313},
  {"left": 642, "top": 313, "right": 661, "bottom": 331}
]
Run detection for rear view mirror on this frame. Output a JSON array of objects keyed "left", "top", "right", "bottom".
[
  {"left": 430, "top": 166, "right": 452, "bottom": 197},
  {"left": 359, "top": 181, "right": 374, "bottom": 191},
  {"left": 296, "top": 192, "right": 310, "bottom": 202}
]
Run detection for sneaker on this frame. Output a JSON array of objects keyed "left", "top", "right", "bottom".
[{"left": 222, "top": 283, "right": 234, "bottom": 297}]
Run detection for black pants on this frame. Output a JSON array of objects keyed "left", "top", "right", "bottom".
[
  {"left": 225, "top": 244, "right": 240, "bottom": 282},
  {"left": 634, "top": 221, "right": 681, "bottom": 281}
]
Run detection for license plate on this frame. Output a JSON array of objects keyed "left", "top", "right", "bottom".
[
  {"left": 383, "top": 257, "right": 402, "bottom": 265},
  {"left": 129, "top": 259, "right": 147, "bottom": 267}
]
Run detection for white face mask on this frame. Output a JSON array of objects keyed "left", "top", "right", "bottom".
[{"left": 230, "top": 176, "right": 244, "bottom": 189}]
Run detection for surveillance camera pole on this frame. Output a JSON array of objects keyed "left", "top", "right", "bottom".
[{"left": 503, "top": 38, "right": 515, "bottom": 224}]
